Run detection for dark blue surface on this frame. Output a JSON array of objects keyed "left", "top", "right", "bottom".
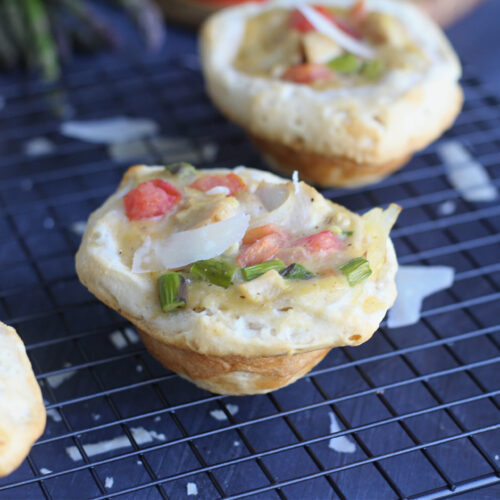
[{"left": 0, "top": 7, "right": 499, "bottom": 500}]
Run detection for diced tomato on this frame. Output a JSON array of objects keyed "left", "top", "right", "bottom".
[
  {"left": 189, "top": 173, "right": 247, "bottom": 196},
  {"left": 124, "top": 179, "right": 182, "bottom": 220},
  {"left": 277, "top": 232, "right": 343, "bottom": 264},
  {"left": 350, "top": 0, "right": 366, "bottom": 25},
  {"left": 282, "top": 63, "right": 333, "bottom": 84},
  {"left": 292, "top": 231, "right": 345, "bottom": 255},
  {"left": 289, "top": 6, "right": 361, "bottom": 39},
  {"left": 237, "top": 233, "right": 284, "bottom": 268},
  {"left": 242, "top": 224, "right": 290, "bottom": 245}
]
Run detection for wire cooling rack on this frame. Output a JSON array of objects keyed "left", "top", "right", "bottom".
[{"left": 0, "top": 44, "right": 499, "bottom": 500}]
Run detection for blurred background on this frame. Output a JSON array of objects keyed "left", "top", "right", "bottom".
[{"left": 0, "top": 0, "right": 497, "bottom": 91}]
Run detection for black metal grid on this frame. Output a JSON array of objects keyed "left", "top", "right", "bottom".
[{"left": 0, "top": 45, "right": 499, "bottom": 500}]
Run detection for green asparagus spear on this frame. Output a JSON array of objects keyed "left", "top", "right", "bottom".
[{"left": 25, "top": 0, "right": 60, "bottom": 81}]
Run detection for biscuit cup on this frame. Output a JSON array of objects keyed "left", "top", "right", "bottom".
[{"left": 201, "top": 0, "right": 463, "bottom": 187}]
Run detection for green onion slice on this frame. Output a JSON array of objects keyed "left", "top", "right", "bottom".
[
  {"left": 158, "top": 272, "right": 187, "bottom": 312},
  {"left": 165, "top": 162, "right": 197, "bottom": 177},
  {"left": 190, "top": 258, "right": 239, "bottom": 288},
  {"left": 342, "top": 231, "right": 353, "bottom": 237},
  {"left": 339, "top": 257, "right": 372, "bottom": 286},
  {"left": 360, "top": 59, "right": 385, "bottom": 80},
  {"left": 241, "top": 259, "right": 285, "bottom": 281},
  {"left": 328, "top": 53, "right": 360, "bottom": 74},
  {"left": 280, "top": 263, "right": 316, "bottom": 280}
]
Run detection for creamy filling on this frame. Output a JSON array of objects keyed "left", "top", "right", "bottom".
[
  {"left": 88, "top": 166, "right": 399, "bottom": 316},
  {"left": 232, "top": 6, "right": 429, "bottom": 89}
]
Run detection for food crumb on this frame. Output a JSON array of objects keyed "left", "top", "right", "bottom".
[
  {"left": 105, "top": 477, "right": 114, "bottom": 489},
  {"left": 233, "top": 440, "right": 241, "bottom": 447},
  {"left": 40, "top": 468, "right": 52, "bottom": 475}
]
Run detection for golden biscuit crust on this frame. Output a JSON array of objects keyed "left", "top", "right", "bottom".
[{"left": 0, "top": 322, "right": 46, "bottom": 477}]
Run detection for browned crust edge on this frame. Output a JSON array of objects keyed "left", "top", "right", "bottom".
[
  {"left": 139, "top": 329, "right": 330, "bottom": 395},
  {"left": 250, "top": 134, "right": 412, "bottom": 188}
]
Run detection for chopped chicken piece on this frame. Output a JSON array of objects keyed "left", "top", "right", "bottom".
[
  {"left": 238, "top": 270, "right": 288, "bottom": 304},
  {"left": 175, "top": 196, "right": 240, "bottom": 230},
  {"left": 302, "top": 31, "right": 343, "bottom": 64},
  {"left": 361, "top": 12, "right": 409, "bottom": 47}
]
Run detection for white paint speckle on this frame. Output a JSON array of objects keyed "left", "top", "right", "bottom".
[
  {"left": 44, "top": 400, "right": 62, "bottom": 423},
  {"left": 43, "top": 217, "right": 55, "bottom": 230},
  {"left": 104, "top": 477, "right": 114, "bottom": 489},
  {"left": 40, "top": 468, "right": 52, "bottom": 475},
  {"left": 388, "top": 265, "right": 455, "bottom": 328},
  {"left": 46, "top": 408, "right": 62, "bottom": 422},
  {"left": 109, "top": 331, "right": 127, "bottom": 350},
  {"left": 438, "top": 141, "right": 497, "bottom": 202},
  {"left": 24, "top": 137, "right": 55, "bottom": 156},
  {"left": 91, "top": 413, "right": 101, "bottom": 422},
  {"left": 65, "top": 427, "right": 166, "bottom": 461},
  {"left": 70, "top": 221, "right": 87, "bottom": 236},
  {"left": 328, "top": 412, "right": 356, "bottom": 453},
  {"left": 108, "top": 136, "right": 209, "bottom": 164},
  {"left": 437, "top": 200, "right": 456, "bottom": 216},
  {"left": 154, "top": 416, "right": 162, "bottom": 423},
  {"left": 47, "top": 363, "right": 76, "bottom": 389},
  {"left": 187, "top": 482, "right": 198, "bottom": 496},
  {"left": 124, "top": 327, "right": 139, "bottom": 343},
  {"left": 233, "top": 440, "right": 241, "bottom": 447},
  {"left": 136, "top": 364, "right": 143, "bottom": 373},
  {"left": 495, "top": 454, "right": 499, "bottom": 461},
  {"left": 209, "top": 404, "right": 239, "bottom": 421},
  {"left": 61, "top": 117, "right": 159, "bottom": 144}
]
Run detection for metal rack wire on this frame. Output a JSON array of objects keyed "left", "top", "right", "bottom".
[{"left": 0, "top": 47, "right": 499, "bottom": 499}]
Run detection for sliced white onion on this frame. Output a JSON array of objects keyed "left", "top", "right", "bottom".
[
  {"left": 289, "top": 181, "right": 314, "bottom": 230},
  {"left": 297, "top": 6, "right": 375, "bottom": 59},
  {"left": 256, "top": 182, "right": 290, "bottom": 211},
  {"left": 132, "top": 213, "right": 250, "bottom": 273},
  {"left": 252, "top": 180, "right": 314, "bottom": 232},
  {"left": 292, "top": 171, "right": 299, "bottom": 194},
  {"left": 206, "top": 186, "right": 231, "bottom": 196}
]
